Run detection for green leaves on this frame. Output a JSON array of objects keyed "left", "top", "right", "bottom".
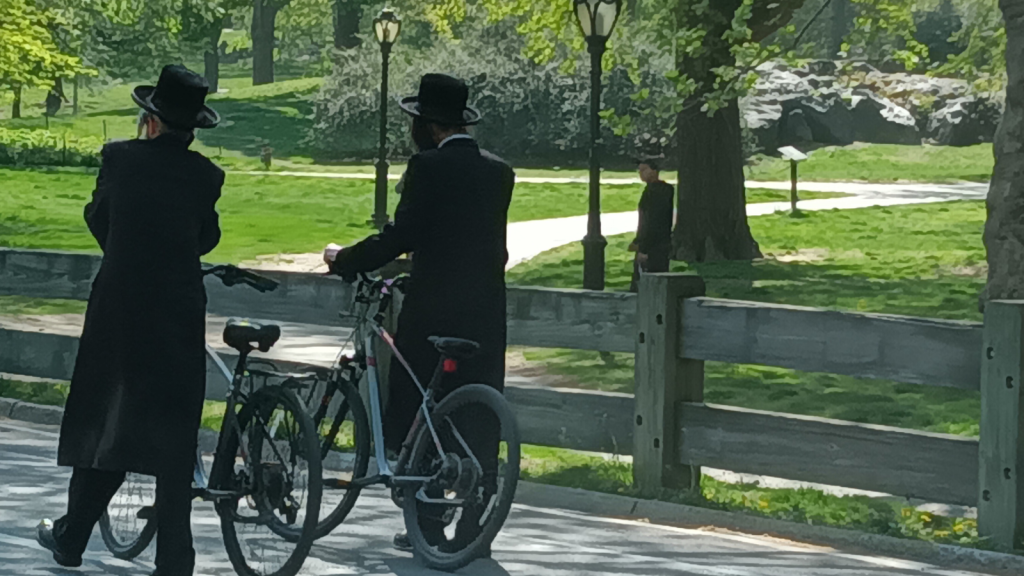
[{"left": 0, "top": 0, "right": 90, "bottom": 92}]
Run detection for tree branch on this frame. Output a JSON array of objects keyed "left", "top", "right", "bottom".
[{"left": 750, "top": 0, "right": 809, "bottom": 42}]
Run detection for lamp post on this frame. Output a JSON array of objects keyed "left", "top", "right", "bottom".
[
  {"left": 574, "top": 0, "right": 621, "bottom": 291},
  {"left": 371, "top": 9, "right": 401, "bottom": 230}
]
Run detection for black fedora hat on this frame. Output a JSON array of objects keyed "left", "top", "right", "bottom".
[
  {"left": 399, "top": 73, "right": 481, "bottom": 126},
  {"left": 132, "top": 65, "right": 220, "bottom": 130}
]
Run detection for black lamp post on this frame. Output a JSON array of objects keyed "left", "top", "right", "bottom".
[
  {"left": 574, "top": 0, "right": 621, "bottom": 291},
  {"left": 371, "top": 9, "right": 401, "bottom": 230}
]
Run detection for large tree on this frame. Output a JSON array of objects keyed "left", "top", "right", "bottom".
[
  {"left": 984, "top": 0, "right": 1021, "bottom": 303},
  {"left": 0, "top": 0, "right": 87, "bottom": 118},
  {"left": 182, "top": 0, "right": 249, "bottom": 92},
  {"left": 252, "top": 0, "right": 292, "bottom": 84}
]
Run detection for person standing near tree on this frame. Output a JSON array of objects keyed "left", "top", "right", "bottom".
[{"left": 629, "top": 158, "right": 674, "bottom": 292}]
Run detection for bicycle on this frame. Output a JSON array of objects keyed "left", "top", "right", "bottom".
[
  {"left": 97, "top": 264, "right": 323, "bottom": 576},
  {"left": 283, "top": 272, "right": 521, "bottom": 571}
]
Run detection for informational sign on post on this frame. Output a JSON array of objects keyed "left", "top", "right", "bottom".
[{"left": 778, "top": 146, "right": 808, "bottom": 214}]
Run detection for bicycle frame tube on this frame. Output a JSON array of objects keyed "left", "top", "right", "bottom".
[
  {"left": 194, "top": 343, "right": 232, "bottom": 491},
  {"left": 364, "top": 330, "right": 393, "bottom": 476}
]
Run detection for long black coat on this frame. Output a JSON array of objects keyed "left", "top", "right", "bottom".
[
  {"left": 58, "top": 135, "right": 223, "bottom": 476},
  {"left": 331, "top": 137, "right": 515, "bottom": 450}
]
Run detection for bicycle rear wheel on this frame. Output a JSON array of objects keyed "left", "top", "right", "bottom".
[
  {"left": 216, "top": 385, "right": 322, "bottom": 576},
  {"left": 99, "top": 473, "right": 157, "bottom": 560},
  {"left": 402, "top": 384, "right": 520, "bottom": 571}
]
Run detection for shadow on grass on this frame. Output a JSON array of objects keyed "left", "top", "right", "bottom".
[{"left": 196, "top": 86, "right": 319, "bottom": 159}]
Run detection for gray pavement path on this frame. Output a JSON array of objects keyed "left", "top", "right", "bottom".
[{"left": 0, "top": 418, "right": 993, "bottom": 576}]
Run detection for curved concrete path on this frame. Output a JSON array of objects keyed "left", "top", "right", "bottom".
[{"left": 504, "top": 181, "right": 988, "bottom": 269}]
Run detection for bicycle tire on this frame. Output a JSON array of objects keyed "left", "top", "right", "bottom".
[
  {"left": 402, "top": 384, "right": 520, "bottom": 572},
  {"left": 217, "top": 385, "right": 322, "bottom": 576},
  {"left": 98, "top": 473, "right": 157, "bottom": 560},
  {"left": 313, "top": 374, "right": 371, "bottom": 539}
]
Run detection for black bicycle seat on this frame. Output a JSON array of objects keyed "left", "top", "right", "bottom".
[
  {"left": 429, "top": 336, "right": 480, "bottom": 360},
  {"left": 223, "top": 319, "right": 281, "bottom": 353}
]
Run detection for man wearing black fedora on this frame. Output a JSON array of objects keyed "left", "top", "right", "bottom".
[
  {"left": 36, "top": 64, "right": 223, "bottom": 576},
  {"left": 324, "top": 73, "right": 515, "bottom": 554}
]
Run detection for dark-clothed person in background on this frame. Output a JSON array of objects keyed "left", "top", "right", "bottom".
[
  {"left": 324, "top": 73, "right": 514, "bottom": 553},
  {"left": 36, "top": 65, "right": 223, "bottom": 576},
  {"left": 629, "top": 158, "right": 674, "bottom": 292}
]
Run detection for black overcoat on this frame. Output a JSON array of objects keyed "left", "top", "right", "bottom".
[
  {"left": 57, "top": 135, "right": 223, "bottom": 476},
  {"left": 331, "top": 138, "right": 515, "bottom": 450}
]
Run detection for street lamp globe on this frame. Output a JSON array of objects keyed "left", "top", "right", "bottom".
[
  {"left": 573, "top": 0, "right": 621, "bottom": 41},
  {"left": 374, "top": 8, "right": 401, "bottom": 46}
]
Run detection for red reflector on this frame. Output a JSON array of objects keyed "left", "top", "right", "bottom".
[
  {"left": 367, "top": 356, "right": 377, "bottom": 367},
  {"left": 443, "top": 359, "right": 458, "bottom": 373}
]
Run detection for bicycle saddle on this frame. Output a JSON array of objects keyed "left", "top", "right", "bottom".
[
  {"left": 223, "top": 319, "right": 281, "bottom": 353},
  {"left": 429, "top": 336, "right": 480, "bottom": 360}
]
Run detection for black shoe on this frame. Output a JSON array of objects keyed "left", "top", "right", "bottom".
[
  {"left": 36, "top": 519, "right": 82, "bottom": 568},
  {"left": 393, "top": 531, "right": 413, "bottom": 552}
]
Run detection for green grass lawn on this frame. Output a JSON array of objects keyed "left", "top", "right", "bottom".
[
  {"left": 746, "top": 143, "right": 995, "bottom": 183},
  {"left": 508, "top": 201, "right": 986, "bottom": 438},
  {"left": 0, "top": 168, "right": 842, "bottom": 264}
]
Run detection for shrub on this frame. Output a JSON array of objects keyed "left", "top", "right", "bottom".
[
  {"left": 308, "top": 20, "right": 676, "bottom": 169},
  {"left": 0, "top": 127, "right": 103, "bottom": 167}
]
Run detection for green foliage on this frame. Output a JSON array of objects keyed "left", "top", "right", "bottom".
[
  {"left": 0, "top": 0, "right": 90, "bottom": 92},
  {"left": 844, "top": 0, "right": 931, "bottom": 68},
  {"left": 0, "top": 127, "right": 102, "bottom": 167},
  {"left": 310, "top": 13, "right": 677, "bottom": 166}
]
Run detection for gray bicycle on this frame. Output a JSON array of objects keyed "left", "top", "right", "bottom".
[{"left": 287, "top": 272, "right": 521, "bottom": 571}]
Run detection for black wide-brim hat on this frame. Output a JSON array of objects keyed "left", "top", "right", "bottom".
[
  {"left": 132, "top": 64, "right": 220, "bottom": 130},
  {"left": 399, "top": 73, "right": 481, "bottom": 126}
]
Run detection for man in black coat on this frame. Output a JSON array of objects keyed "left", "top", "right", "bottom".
[
  {"left": 324, "top": 73, "right": 514, "bottom": 550},
  {"left": 629, "top": 158, "right": 675, "bottom": 292},
  {"left": 37, "top": 65, "right": 223, "bottom": 576}
]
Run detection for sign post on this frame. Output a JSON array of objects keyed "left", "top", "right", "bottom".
[{"left": 778, "top": 146, "right": 808, "bottom": 215}]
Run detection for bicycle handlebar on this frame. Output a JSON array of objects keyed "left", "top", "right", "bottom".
[{"left": 203, "top": 265, "right": 279, "bottom": 293}]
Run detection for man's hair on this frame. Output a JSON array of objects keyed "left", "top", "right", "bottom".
[
  {"left": 140, "top": 111, "right": 195, "bottom": 142},
  {"left": 636, "top": 157, "right": 661, "bottom": 171}
]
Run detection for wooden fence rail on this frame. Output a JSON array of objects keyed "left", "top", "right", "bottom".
[{"left": 1, "top": 248, "right": 1021, "bottom": 550}]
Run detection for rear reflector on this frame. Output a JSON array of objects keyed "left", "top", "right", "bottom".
[{"left": 443, "top": 359, "right": 458, "bottom": 373}]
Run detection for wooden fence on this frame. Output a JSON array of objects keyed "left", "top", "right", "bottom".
[{"left": 1, "top": 247, "right": 1021, "bottom": 550}]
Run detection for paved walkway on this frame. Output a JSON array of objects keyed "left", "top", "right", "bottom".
[
  {"left": 0, "top": 418, "right": 992, "bottom": 576},
  {"left": 504, "top": 181, "right": 988, "bottom": 268}
]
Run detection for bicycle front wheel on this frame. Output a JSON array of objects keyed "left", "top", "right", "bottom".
[
  {"left": 313, "top": 373, "right": 371, "bottom": 539},
  {"left": 98, "top": 472, "right": 157, "bottom": 560},
  {"left": 216, "top": 385, "right": 322, "bottom": 576},
  {"left": 402, "top": 384, "right": 521, "bottom": 571}
]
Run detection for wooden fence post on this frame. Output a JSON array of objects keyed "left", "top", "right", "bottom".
[
  {"left": 634, "top": 273, "right": 706, "bottom": 491},
  {"left": 979, "top": 300, "right": 1024, "bottom": 550}
]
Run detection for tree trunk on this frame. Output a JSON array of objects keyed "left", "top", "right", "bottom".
[
  {"left": 12, "top": 85, "right": 21, "bottom": 119},
  {"left": 72, "top": 76, "right": 79, "bottom": 116},
  {"left": 672, "top": 0, "right": 761, "bottom": 262},
  {"left": 983, "top": 0, "right": 1024, "bottom": 304},
  {"left": 674, "top": 103, "right": 762, "bottom": 261},
  {"left": 252, "top": 0, "right": 281, "bottom": 85},
  {"left": 333, "top": 0, "right": 362, "bottom": 49},
  {"left": 205, "top": 23, "right": 223, "bottom": 93},
  {"left": 832, "top": 0, "right": 849, "bottom": 56}
]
